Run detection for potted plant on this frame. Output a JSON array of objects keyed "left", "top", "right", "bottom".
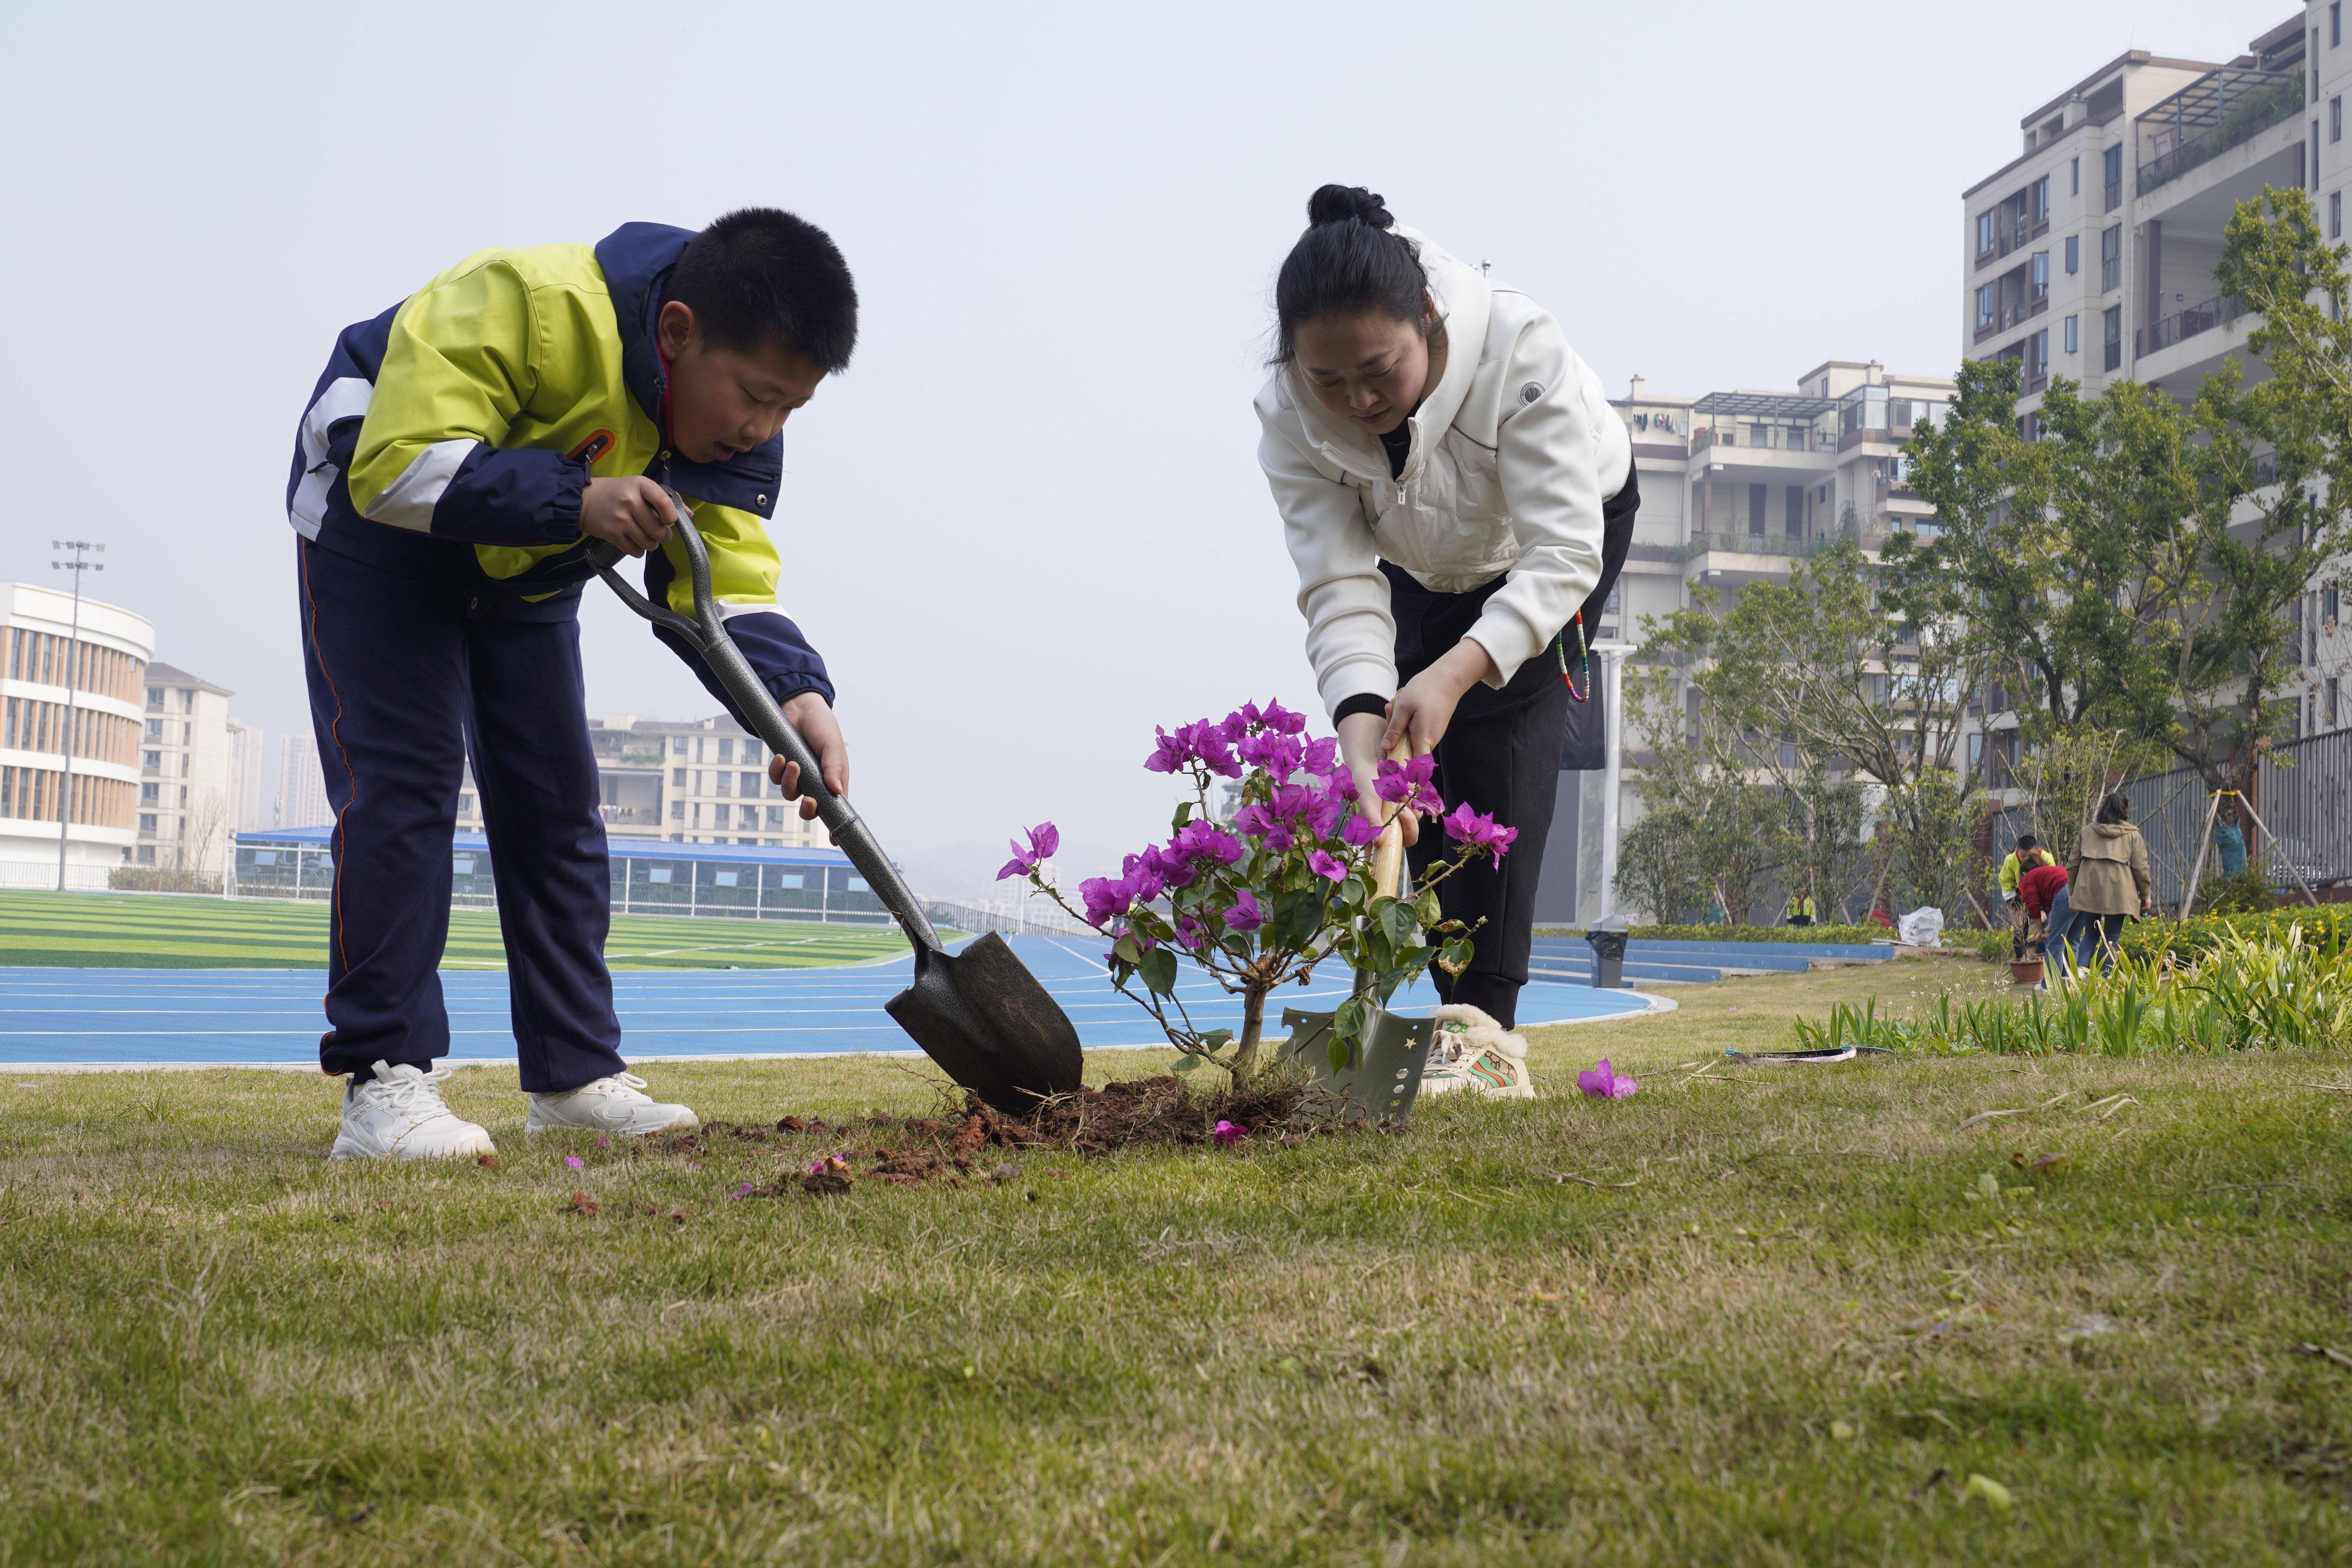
[{"left": 997, "top": 700, "right": 1517, "bottom": 1090}]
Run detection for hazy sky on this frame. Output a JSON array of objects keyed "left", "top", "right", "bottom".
[{"left": 0, "top": 0, "right": 2275, "bottom": 900}]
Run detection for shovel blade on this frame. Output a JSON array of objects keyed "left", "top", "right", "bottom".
[
  {"left": 1280, "top": 1004, "right": 1436, "bottom": 1122},
  {"left": 885, "top": 933, "right": 1084, "bottom": 1113}
]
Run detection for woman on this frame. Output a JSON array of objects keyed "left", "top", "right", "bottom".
[
  {"left": 1256, "top": 185, "right": 1637, "bottom": 1028},
  {"left": 2066, "top": 793, "right": 2152, "bottom": 972}
]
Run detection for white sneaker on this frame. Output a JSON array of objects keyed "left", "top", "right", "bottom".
[
  {"left": 524, "top": 1072, "right": 699, "bottom": 1137},
  {"left": 1419, "top": 1005, "right": 1536, "bottom": 1100},
  {"left": 329, "top": 1061, "right": 496, "bottom": 1161}
]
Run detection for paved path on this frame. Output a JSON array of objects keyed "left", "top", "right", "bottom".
[{"left": 0, "top": 936, "right": 1661, "bottom": 1069}]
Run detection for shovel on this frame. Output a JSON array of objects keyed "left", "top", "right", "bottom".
[
  {"left": 585, "top": 509, "right": 1084, "bottom": 1112},
  {"left": 1279, "top": 742, "right": 1436, "bottom": 1120}
]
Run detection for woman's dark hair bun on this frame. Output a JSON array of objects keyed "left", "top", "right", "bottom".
[{"left": 1306, "top": 184, "right": 1393, "bottom": 230}]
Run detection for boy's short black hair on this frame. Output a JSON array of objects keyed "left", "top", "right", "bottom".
[
  {"left": 666, "top": 207, "right": 858, "bottom": 372},
  {"left": 2015, "top": 834, "right": 2038, "bottom": 851}
]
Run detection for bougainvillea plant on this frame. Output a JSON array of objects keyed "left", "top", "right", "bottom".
[{"left": 998, "top": 700, "right": 1517, "bottom": 1083}]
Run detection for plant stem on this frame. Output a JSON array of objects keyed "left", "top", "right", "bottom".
[{"left": 1229, "top": 986, "right": 1269, "bottom": 1084}]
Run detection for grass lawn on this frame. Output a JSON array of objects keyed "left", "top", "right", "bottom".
[
  {"left": 5, "top": 960, "right": 2350, "bottom": 1563},
  {"left": 0, "top": 889, "right": 914, "bottom": 971}
]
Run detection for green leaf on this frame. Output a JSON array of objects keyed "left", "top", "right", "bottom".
[
  {"left": 1198, "top": 1029, "right": 1234, "bottom": 1054},
  {"left": 1340, "top": 874, "right": 1367, "bottom": 909},
  {"left": 1333, "top": 994, "right": 1366, "bottom": 1041},
  {"left": 1171, "top": 1052, "right": 1204, "bottom": 1074},
  {"left": 1438, "top": 938, "right": 1475, "bottom": 976},
  {"left": 1416, "top": 888, "right": 1443, "bottom": 926},
  {"left": 1139, "top": 946, "right": 1179, "bottom": 997},
  {"left": 1380, "top": 900, "right": 1419, "bottom": 948},
  {"left": 1112, "top": 934, "right": 1141, "bottom": 966},
  {"left": 1328, "top": 1034, "right": 1352, "bottom": 1073},
  {"left": 1172, "top": 801, "right": 1194, "bottom": 831}
]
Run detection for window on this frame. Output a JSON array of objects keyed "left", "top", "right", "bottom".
[
  {"left": 772, "top": 871, "right": 804, "bottom": 889},
  {"left": 2070, "top": 156, "right": 2080, "bottom": 196},
  {"left": 2028, "top": 329, "right": 2050, "bottom": 380},
  {"left": 669, "top": 799, "right": 684, "bottom": 820},
  {"left": 145, "top": 686, "right": 161, "bottom": 707},
  {"left": 740, "top": 770, "right": 760, "bottom": 795},
  {"left": 1976, "top": 283, "right": 1996, "bottom": 331},
  {"left": 1976, "top": 210, "right": 1995, "bottom": 256},
  {"left": 2326, "top": 579, "right": 2342, "bottom": 623},
  {"left": 142, "top": 750, "right": 159, "bottom": 769},
  {"left": 2330, "top": 677, "right": 2342, "bottom": 730},
  {"left": 2065, "top": 314, "right": 2079, "bottom": 354},
  {"left": 138, "top": 813, "right": 156, "bottom": 833},
  {"left": 2103, "top": 304, "right": 2122, "bottom": 370},
  {"left": 714, "top": 770, "right": 730, "bottom": 796},
  {"left": 2335, "top": 96, "right": 2343, "bottom": 142},
  {"left": 458, "top": 792, "right": 475, "bottom": 814},
  {"left": 714, "top": 870, "right": 739, "bottom": 887},
  {"left": 145, "top": 718, "right": 161, "bottom": 738},
  {"left": 2335, "top": 191, "right": 2343, "bottom": 240},
  {"left": 2064, "top": 234, "right": 2079, "bottom": 274},
  {"left": 671, "top": 766, "right": 686, "bottom": 787},
  {"left": 717, "top": 738, "right": 733, "bottom": 762},
  {"left": 2030, "top": 250, "right": 2049, "bottom": 301},
  {"left": 766, "top": 805, "right": 786, "bottom": 828},
  {"left": 2029, "top": 176, "right": 2049, "bottom": 225},
  {"left": 2102, "top": 145, "right": 2122, "bottom": 209},
  {"left": 670, "top": 736, "right": 687, "bottom": 755},
  {"left": 2336, "top": 2, "right": 2343, "bottom": 46},
  {"left": 1747, "top": 483, "right": 1767, "bottom": 536},
  {"left": 140, "top": 782, "right": 158, "bottom": 805},
  {"left": 2100, "top": 225, "right": 2122, "bottom": 292}
]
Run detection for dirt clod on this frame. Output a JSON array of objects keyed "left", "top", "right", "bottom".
[{"left": 569, "top": 1191, "right": 599, "bottom": 1217}]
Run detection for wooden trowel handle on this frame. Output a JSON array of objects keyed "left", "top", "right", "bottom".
[{"left": 1371, "top": 738, "right": 1413, "bottom": 900}]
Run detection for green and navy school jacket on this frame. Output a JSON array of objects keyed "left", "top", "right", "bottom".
[{"left": 285, "top": 222, "right": 832, "bottom": 708}]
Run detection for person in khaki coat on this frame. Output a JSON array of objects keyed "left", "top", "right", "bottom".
[{"left": 2067, "top": 793, "right": 2153, "bottom": 970}]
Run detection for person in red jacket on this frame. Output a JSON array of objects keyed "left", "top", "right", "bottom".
[{"left": 2018, "top": 859, "right": 2070, "bottom": 957}]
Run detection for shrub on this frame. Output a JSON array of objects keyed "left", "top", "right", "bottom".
[
  {"left": 107, "top": 868, "right": 221, "bottom": 894},
  {"left": 1000, "top": 700, "right": 1513, "bottom": 1083},
  {"left": 1791, "top": 924, "right": 2352, "bottom": 1056},
  {"left": 2121, "top": 905, "right": 2352, "bottom": 964}
]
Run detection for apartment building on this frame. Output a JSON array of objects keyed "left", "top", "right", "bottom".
[
  {"left": 137, "top": 662, "right": 237, "bottom": 874},
  {"left": 451, "top": 713, "right": 829, "bottom": 850},
  {"left": 0, "top": 583, "right": 150, "bottom": 886},
  {"left": 1961, "top": 10, "right": 2346, "bottom": 784},
  {"left": 276, "top": 735, "right": 332, "bottom": 830}
]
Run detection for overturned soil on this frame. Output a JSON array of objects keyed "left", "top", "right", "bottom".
[{"left": 647, "top": 1073, "right": 1378, "bottom": 1197}]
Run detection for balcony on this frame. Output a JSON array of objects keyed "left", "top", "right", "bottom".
[
  {"left": 1973, "top": 293, "right": 2050, "bottom": 343},
  {"left": 2134, "top": 293, "right": 2246, "bottom": 358},
  {"left": 2135, "top": 66, "right": 2303, "bottom": 196}
]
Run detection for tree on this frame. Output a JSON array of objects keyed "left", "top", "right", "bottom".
[
  {"left": 1909, "top": 188, "right": 2352, "bottom": 831},
  {"left": 1613, "top": 805, "right": 1706, "bottom": 925}
]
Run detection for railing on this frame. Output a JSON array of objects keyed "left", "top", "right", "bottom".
[
  {"left": 2133, "top": 293, "right": 2247, "bottom": 358},
  {"left": 1983, "top": 726, "right": 2352, "bottom": 908},
  {"left": 924, "top": 897, "right": 1095, "bottom": 938},
  {"left": 2135, "top": 67, "right": 2303, "bottom": 196},
  {"left": 1675, "top": 532, "right": 1853, "bottom": 563}
]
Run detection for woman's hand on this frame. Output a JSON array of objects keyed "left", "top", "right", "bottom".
[
  {"left": 1381, "top": 637, "right": 1500, "bottom": 755},
  {"left": 1335, "top": 711, "right": 1416, "bottom": 847}
]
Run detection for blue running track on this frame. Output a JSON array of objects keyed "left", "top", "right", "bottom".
[{"left": 0, "top": 936, "right": 1661, "bottom": 1069}]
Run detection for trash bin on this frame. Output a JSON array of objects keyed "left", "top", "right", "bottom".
[{"left": 1585, "top": 914, "right": 1630, "bottom": 989}]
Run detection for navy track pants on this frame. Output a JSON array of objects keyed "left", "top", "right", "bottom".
[{"left": 297, "top": 537, "right": 628, "bottom": 1091}]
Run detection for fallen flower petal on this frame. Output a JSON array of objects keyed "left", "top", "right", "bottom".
[
  {"left": 1212, "top": 1119, "right": 1244, "bottom": 1147},
  {"left": 563, "top": 1155, "right": 585, "bottom": 1170}
]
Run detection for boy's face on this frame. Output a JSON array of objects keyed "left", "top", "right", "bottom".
[{"left": 656, "top": 301, "right": 826, "bottom": 466}]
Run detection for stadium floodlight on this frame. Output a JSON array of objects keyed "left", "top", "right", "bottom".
[{"left": 50, "top": 540, "right": 104, "bottom": 893}]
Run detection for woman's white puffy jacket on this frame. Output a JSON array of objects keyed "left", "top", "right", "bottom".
[{"left": 1255, "top": 228, "right": 1629, "bottom": 717}]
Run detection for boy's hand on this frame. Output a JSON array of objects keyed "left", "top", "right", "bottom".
[
  {"left": 769, "top": 694, "right": 849, "bottom": 820},
  {"left": 580, "top": 477, "right": 677, "bottom": 556}
]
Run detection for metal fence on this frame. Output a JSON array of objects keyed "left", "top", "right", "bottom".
[
  {"left": 228, "top": 835, "right": 897, "bottom": 925},
  {"left": 1987, "top": 727, "right": 2352, "bottom": 909},
  {"left": 923, "top": 897, "right": 1096, "bottom": 939}
]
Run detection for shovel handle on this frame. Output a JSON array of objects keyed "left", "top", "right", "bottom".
[
  {"left": 1369, "top": 738, "right": 1416, "bottom": 900},
  {"left": 585, "top": 510, "right": 943, "bottom": 953}
]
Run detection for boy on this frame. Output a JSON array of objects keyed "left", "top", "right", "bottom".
[{"left": 285, "top": 211, "right": 857, "bottom": 1160}]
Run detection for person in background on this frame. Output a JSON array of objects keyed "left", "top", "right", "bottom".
[
  {"left": 1783, "top": 889, "right": 1817, "bottom": 927},
  {"left": 2018, "top": 855, "right": 2069, "bottom": 964},
  {"left": 2067, "top": 794, "right": 2152, "bottom": 973},
  {"left": 1998, "top": 834, "right": 2047, "bottom": 957}
]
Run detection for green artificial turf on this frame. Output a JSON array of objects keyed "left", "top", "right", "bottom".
[
  {"left": 4, "top": 962, "right": 2349, "bottom": 1564},
  {"left": 0, "top": 890, "right": 915, "bottom": 971}
]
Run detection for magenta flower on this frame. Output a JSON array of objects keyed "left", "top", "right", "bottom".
[
  {"left": 1173, "top": 913, "right": 1207, "bottom": 951},
  {"left": 730, "top": 1181, "right": 754, "bottom": 1200},
  {"left": 1143, "top": 726, "right": 1191, "bottom": 775},
  {"left": 1172, "top": 818, "right": 1245, "bottom": 868},
  {"left": 996, "top": 821, "right": 1060, "bottom": 881},
  {"left": 1212, "top": 1119, "right": 1245, "bottom": 1147},
  {"left": 1237, "top": 730, "right": 1304, "bottom": 778},
  {"left": 1577, "top": 1059, "right": 1638, "bottom": 1099},
  {"left": 1079, "top": 875, "right": 1133, "bottom": 928},
  {"left": 1220, "top": 701, "right": 1264, "bottom": 740},
  {"left": 1374, "top": 754, "right": 1444, "bottom": 815},
  {"left": 1342, "top": 812, "right": 1383, "bottom": 847},
  {"left": 1300, "top": 736, "right": 1340, "bottom": 777},
  {"left": 1260, "top": 701, "right": 1307, "bottom": 736},
  {"left": 1307, "top": 849, "right": 1346, "bottom": 882},
  {"left": 1323, "top": 771, "right": 1359, "bottom": 804},
  {"left": 1439, "top": 802, "right": 1519, "bottom": 868},
  {"left": 1225, "top": 889, "right": 1266, "bottom": 932},
  {"left": 564, "top": 1156, "right": 584, "bottom": 1170}
]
